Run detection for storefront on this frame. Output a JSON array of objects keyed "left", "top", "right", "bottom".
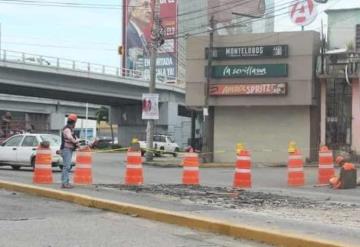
[{"left": 185, "top": 31, "right": 321, "bottom": 164}]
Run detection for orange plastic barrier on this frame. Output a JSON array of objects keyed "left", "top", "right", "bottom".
[
  {"left": 182, "top": 152, "right": 200, "bottom": 185},
  {"left": 233, "top": 150, "right": 252, "bottom": 188},
  {"left": 287, "top": 149, "right": 305, "bottom": 186},
  {"left": 32, "top": 146, "right": 53, "bottom": 184},
  {"left": 74, "top": 147, "right": 93, "bottom": 185},
  {"left": 318, "top": 146, "right": 335, "bottom": 185},
  {"left": 125, "top": 151, "right": 143, "bottom": 185}
]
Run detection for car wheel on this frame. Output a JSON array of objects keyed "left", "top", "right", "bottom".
[
  {"left": 11, "top": 165, "right": 21, "bottom": 170},
  {"left": 173, "top": 148, "right": 179, "bottom": 157}
]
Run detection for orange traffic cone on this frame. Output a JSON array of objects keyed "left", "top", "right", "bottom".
[
  {"left": 318, "top": 145, "right": 335, "bottom": 185},
  {"left": 287, "top": 149, "right": 305, "bottom": 186},
  {"left": 125, "top": 150, "right": 143, "bottom": 185},
  {"left": 182, "top": 151, "right": 200, "bottom": 185},
  {"left": 74, "top": 146, "right": 93, "bottom": 185},
  {"left": 33, "top": 143, "right": 53, "bottom": 184},
  {"left": 233, "top": 149, "right": 252, "bottom": 188}
]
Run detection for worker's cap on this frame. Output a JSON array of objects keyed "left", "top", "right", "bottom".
[
  {"left": 335, "top": 155, "right": 345, "bottom": 165},
  {"left": 68, "top": 114, "right": 78, "bottom": 122}
]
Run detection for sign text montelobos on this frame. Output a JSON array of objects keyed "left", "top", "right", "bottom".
[
  {"left": 209, "top": 83, "right": 287, "bottom": 96},
  {"left": 210, "top": 64, "right": 288, "bottom": 78},
  {"left": 206, "top": 45, "right": 288, "bottom": 59}
]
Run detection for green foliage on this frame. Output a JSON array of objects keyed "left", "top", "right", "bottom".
[{"left": 95, "top": 106, "right": 109, "bottom": 124}]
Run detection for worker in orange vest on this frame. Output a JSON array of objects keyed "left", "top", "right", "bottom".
[{"left": 329, "top": 156, "right": 357, "bottom": 189}]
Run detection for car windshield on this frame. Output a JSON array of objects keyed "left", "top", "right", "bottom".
[{"left": 40, "top": 135, "right": 61, "bottom": 146}]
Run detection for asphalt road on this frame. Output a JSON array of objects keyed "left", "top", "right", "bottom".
[
  {"left": 0, "top": 153, "right": 360, "bottom": 245},
  {"left": 0, "top": 152, "right": 358, "bottom": 202},
  {"left": 0, "top": 189, "right": 267, "bottom": 247}
]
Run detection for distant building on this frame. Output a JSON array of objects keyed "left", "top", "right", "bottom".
[
  {"left": 326, "top": 8, "right": 360, "bottom": 50},
  {"left": 177, "top": 0, "right": 275, "bottom": 83}
]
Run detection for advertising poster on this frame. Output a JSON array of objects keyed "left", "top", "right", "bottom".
[
  {"left": 142, "top": 93, "right": 159, "bottom": 120},
  {"left": 123, "top": 0, "right": 177, "bottom": 81}
]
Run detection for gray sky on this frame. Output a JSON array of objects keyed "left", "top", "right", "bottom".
[{"left": 0, "top": 0, "right": 359, "bottom": 67}]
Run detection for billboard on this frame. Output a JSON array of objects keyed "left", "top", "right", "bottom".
[{"left": 123, "top": 0, "right": 177, "bottom": 81}]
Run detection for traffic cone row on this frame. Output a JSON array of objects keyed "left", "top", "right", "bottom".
[{"left": 32, "top": 142, "right": 336, "bottom": 189}]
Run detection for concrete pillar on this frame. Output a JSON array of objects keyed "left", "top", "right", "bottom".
[
  {"left": 320, "top": 78, "right": 327, "bottom": 145},
  {"left": 351, "top": 78, "right": 360, "bottom": 153}
]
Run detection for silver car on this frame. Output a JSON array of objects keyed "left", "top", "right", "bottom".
[{"left": 0, "top": 133, "right": 74, "bottom": 170}]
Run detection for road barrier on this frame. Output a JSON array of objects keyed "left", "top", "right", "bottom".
[
  {"left": 74, "top": 146, "right": 93, "bottom": 185},
  {"left": 233, "top": 149, "right": 252, "bottom": 188},
  {"left": 287, "top": 149, "right": 305, "bottom": 187},
  {"left": 182, "top": 151, "right": 200, "bottom": 185},
  {"left": 125, "top": 150, "right": 144, "bottom": 185},
  {"left": 33, "top": 143, "right": 53, "bottom": 184},
  {"left": 318, "top": 146, "right": 335, "bottom": 185}
]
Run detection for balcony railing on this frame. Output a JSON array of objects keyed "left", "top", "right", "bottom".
[
  {"left": 318, "top": 51, "right": 360, "bottom": 78},
  {"left": 0, "top": 50, "right": 183, "bottom": 87}
]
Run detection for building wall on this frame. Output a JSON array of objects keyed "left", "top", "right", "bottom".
[
  {"left": 214, "top": 106, "right": 311, "bottom": 163},
  {"left": 327, "top": 9, "right": 360, "bottom": 50},
  {"left": 186, "top": 31, "right": 321, "bottom": 107}
]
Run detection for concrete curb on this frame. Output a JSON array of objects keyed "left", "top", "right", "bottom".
[{"left": 0, "top": 180, "right": 350, "bottom": 247}]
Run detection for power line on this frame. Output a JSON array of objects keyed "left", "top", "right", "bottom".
[
  {"left": 175, "top": 0, "right": 318, "bottom": 40},
  {"left": 175, "top": 0, "right": 291, "bottom": 39},
  {"left": 0, "top": 0, "right": 139, "bottom": 9}
]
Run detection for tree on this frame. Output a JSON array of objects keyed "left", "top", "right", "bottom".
[{"left": 95, "top": 107, "right": 114, "bottom": 143}]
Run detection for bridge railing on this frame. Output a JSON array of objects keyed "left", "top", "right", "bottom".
[{"left": 0, "top": 50, "right": 180, "bottom": 83}]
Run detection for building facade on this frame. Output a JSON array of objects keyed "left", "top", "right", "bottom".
[
  {"left": 177, "top": 0, "right": 275, "bottom": 83},
  {"left": 186, "top": 31, "right": 321, "bottom": 164},
  {"left": 326, "top": 8, "right": 360, "bottom": 50},
  {"left": 318, "top": 8, "right": 360, "bottom": 156}
]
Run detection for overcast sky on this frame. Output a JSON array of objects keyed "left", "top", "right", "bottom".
[{"left": 0, "top": 0, "right": 359, "bottom": 67}]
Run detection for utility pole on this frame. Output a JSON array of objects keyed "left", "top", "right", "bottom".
[
  {"left": 202, "top": 16, "right": 215, "bottom": 162},
  {"left": 145, "top": 0, "right": 161, "bottom": 161}
]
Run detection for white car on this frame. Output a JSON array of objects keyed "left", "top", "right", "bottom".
[
  {"left": 0, "top": 133, "right": 74, "bottom": 170},
  {"left": 139, "top": 135, "right": 180, "bottom": 157}
]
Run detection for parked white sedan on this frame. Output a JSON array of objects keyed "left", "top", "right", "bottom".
[{"left": 0, "top": 133, "right": 73, "bottom": 170}]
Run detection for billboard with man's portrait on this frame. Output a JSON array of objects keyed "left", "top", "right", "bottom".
[{"left": 123, "top": 0, "right": 177, "bottom": 81}]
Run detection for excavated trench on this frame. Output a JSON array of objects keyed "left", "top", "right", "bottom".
[{"left": 97, "top": 184, "right": 357, "bottom": 210}]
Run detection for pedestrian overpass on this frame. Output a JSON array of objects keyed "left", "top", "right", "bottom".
[{"left": 0, "top": 50, "right": 189, "bottom": 146}]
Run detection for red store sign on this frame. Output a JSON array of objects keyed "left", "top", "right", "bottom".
[{"left": 210, "top": 83, "right": 287, "bottom": 96}]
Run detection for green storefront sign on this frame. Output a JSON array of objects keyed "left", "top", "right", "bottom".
[{"left": 210, "top": 64, "right": 288, "bottom": 78}]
